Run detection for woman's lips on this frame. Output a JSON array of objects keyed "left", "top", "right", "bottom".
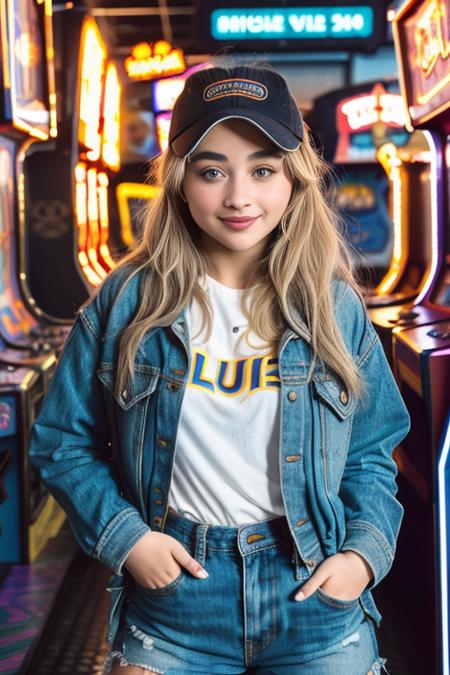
[{"left": 219, "top": 216, "right": 258, "bottom": 230}]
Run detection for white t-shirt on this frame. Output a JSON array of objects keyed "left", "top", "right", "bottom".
[{"left": 167, "top": 273, "right": 286, "bottom": 525}]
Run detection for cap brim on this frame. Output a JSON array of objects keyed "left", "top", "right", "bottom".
[{"left": 170, "top": 109, "right": 302, "bottom": 156}]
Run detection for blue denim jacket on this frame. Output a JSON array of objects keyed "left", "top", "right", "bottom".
[{"left": 28, "top": 265, "right": 410, "bottom": 641}]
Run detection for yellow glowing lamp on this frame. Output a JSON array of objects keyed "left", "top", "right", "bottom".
[
  {"left": 116, "top": 182, "right": 161, "bottom": 247},
  {"left": 102, "top": 63, "right": 121, "bottom": 171},
  {"left": 78, "top": 17, "right": 106, "bottom": 162},
  {"left": 375, "top": 142, "right": 405, "bottom": 295},
  {"left": 125, "top": 40, "right": 186, "bottom": 81}
]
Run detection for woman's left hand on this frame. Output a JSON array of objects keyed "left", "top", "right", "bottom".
[{"left": 294, "top": 550, "right": 374, "bottom": 602}]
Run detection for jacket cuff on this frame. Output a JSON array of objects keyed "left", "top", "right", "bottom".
[
  {"left": 340, "top": 520, "right": 393, "bottom": 589},
  {"left": 93, "top": 507, "right": 151, "bottom": 574}
]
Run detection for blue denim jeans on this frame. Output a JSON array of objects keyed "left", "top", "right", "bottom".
[{"left": 103, "top": 508, "right": 389, "bottom": 674}]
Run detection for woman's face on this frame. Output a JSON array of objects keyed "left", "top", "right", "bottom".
[{"left": 182, "top": 119, "right": 293, "bottom": 270}]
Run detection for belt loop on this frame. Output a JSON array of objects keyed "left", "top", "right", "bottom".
[
  {"left": 194, "top": 523, "right": 209, "bottom": 566},
  {"left": 292, "top": 542, "right": 308, "bottom": 581}
]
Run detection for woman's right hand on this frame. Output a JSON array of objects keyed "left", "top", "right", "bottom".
[{"left": 123, "top": 530, "right": 209, "bottom": 589}]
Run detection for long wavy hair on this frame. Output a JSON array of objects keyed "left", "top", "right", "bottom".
[{"left": 105, "top": 114, "right": 365, "bottom": 399}]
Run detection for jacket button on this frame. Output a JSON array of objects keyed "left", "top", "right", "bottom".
[
  {"left": 295, "top": 518, "right": 309, "bottom": 527},
  {"left": 154, "top": 516, "right": 162, "bottom": 527},
  {"left": 305, "top": 559, "right": 316, "bottom": 567},
  {"left": 339, "top": 389, "right": 348, "bottom": 405},
  {"left": 287, "top": 391, "right": 297, "bottom": 402}
]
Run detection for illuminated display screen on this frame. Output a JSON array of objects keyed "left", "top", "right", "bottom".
[
  {"left": 2, "top": 0, "right": 50, "bottom": 138},
  {"left": 394, "top": 0, "right": 450, "bottom": 125},
  {"left": 335, "top": 166, "right": 392, "bottom": 264},
  {"left": 211, "top": 6, "right": 373, "bottom": 40},
  {"left": 153, "top": 77, "right": 187, "bottom": 114},
  {"left": 152, "top": 64, "right": 209, "bottom": 114}
]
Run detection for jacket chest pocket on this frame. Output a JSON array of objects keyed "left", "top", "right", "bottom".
[
  {"left": 311, "top": 377, "right": 357, "bottom": 486},
  {"left": 96, "top": 365, "right": 161, "bottom": 410}
]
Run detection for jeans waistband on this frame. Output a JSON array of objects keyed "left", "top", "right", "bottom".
[{"left": 164, "top": 506, "right": 293, "bottom": 556}]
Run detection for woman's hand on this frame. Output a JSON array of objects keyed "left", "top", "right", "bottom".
[
  {"left": 294, "top": 550, "right": 373, "bottom": 602},
  {"left": 123, "top": 531, "right": 209, "bottom": 589}
]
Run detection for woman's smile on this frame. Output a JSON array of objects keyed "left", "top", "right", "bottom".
[{"left": 218, "top": 215, "right": 259, "bottom": 230}]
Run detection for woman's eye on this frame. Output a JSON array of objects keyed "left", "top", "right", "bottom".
[
  {"left": 201, "top": 168, "right": 223, "bottom": 180},
  {"left": 254, "top": 167, "right": 273, "bottom": 178}
]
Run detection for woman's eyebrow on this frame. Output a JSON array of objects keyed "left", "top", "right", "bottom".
[
  {"left": 189, "top": 150, "right": 284, "bottom": 163},
  {"left": 190, "top": 151, "right": 226, "bottom": 163},
  {"left": 248, "top": 150, "right": 284, "bottom": 161}
]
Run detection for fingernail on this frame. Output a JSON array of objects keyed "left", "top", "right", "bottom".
[
  {"left": 196, "top": 569, "right": 209, "bottom": 579},
  {"left": 295, "top": 591, "right": 306, "bottom": 601}
]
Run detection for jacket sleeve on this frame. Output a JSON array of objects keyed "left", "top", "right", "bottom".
[
  {"left": 28, "top": 301, "right": 151, "bottom": 574},
  {"left": 338, "top": 306, "right": 411, "bottom": 590}
]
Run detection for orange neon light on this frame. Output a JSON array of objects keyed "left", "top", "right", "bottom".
[
  {"left": 78, "top": 17, "right": 106, "bottom": 162},
  {"left": 125, "top": 40, "right": 186, "bottom": 81},
  {"left": 155, "top": 114, "right": 171, "bottom": 153},
  {"left": 86, "top": 168, "right": 107, "bottom": 279},
  {"left": 97, "top": 171, "right": 115, "bottom": 271},
  {"left": 102, "top": 63, "right": 121, "bottom": 171},
  {"left": 74, "top": 162, "right": 103, "bottom": 286}
]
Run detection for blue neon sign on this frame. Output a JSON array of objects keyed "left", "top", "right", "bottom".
[{"left": 211, "top": 7, "right": 374, "bottom": 40}]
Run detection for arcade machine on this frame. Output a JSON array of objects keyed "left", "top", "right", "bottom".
[
  {"left": 0, "top": 0, "right": 70, "bottom": 574},
  {"left": 372, "top": 130, "right": 433, "bottom": 310},
  {"left": 368, "top": 125, "right": 448, "bottom": 360},
  {"left": 377, "top": 2, "right": 450, "bottom": 673},
  {"left": 306, "top": 82, "right": 409, "bottom": 289},
  {"left": 24, "top": 9, "right": 121, "bottom": 320}
]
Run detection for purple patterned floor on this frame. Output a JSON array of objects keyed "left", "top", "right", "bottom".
[{"left": 0, "top": 524, "right": 77, "bottom": 674}]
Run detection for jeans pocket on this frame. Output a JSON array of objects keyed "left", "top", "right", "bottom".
[
  {"left": 135, "top": 569, "right": 187, "bottom": 596},
  {"left": 314, "top": 586, "right": 360, "bottom": 609}
]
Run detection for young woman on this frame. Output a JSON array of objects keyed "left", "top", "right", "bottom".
[{"left": 28, "top": 64, "right": 410, "bottom": 675}]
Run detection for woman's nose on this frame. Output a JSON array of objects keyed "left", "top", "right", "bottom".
[{"left": 223, "top": 180, "right": 252, "bottom": 210}]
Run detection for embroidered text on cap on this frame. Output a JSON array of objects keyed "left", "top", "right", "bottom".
[{"left": 203, "top": 78, "right": 268, "bottom": 102}]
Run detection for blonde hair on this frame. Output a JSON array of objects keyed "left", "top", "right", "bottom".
[{"left": 104, "top": 120, "right": 365, "bottom": 399}]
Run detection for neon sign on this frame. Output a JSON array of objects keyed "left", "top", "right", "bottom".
[
  {"left": 211, "top": 7, "right": 374, "bottom": 40},
  {"left": 78, "top": 17, "right": 106, "bottom": 161},
  {"left": 102, "top": 63, "right": 121, "bottom": 171},
  {"left": 393, "top": 0, "right": 450, "bottom": 125},
  {"left": 335, "top": 84, "right": 406, "bottom": 162},
  {"left": 339, "top": 86, "right": 406, "bottom": 131},
  {"left": 125, "top": 41, "right": 185, "bottom": 81}
]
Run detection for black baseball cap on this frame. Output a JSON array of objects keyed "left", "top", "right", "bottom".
[{"left": 169, "top": 66, "right": 304, "bottom": 157}]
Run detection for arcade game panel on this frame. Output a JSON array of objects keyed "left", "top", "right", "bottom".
[
  {"left": 0, "top": 0, "right": 69, "bottom": 572},
  {"left": 378, "top": 2, "right": 450, "bottom": 674},
  {"left": 305, "top": 81, "right": 409, "bottom": 290}
]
